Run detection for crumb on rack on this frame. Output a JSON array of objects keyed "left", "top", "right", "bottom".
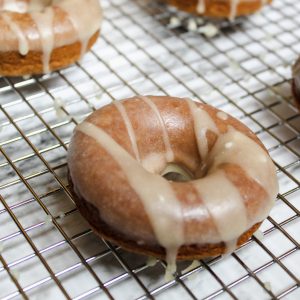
[
  {"left": 168, "top": 16, "right": 181, "bottom": 28},
  {"left": 187, "top": 19, "right": 198, "bottom": 32},
  {"left": 198, "top": 23, "right": 219, "bottom": 38},
  {"left": 196, "top": 17, "right": 204, "bottom": 25},
  {"left": 54, "top": 98, "right": 65, "bottom": 119},
  {"left": 22, "top": 75, "right": 31, "bottom": 80},
  {"left": 264, "top": 281, "right": 272, "bottom": 291}
]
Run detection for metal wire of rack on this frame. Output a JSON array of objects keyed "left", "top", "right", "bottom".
[{"left": 0, "top": 0, "right": 300, "bottom": 299}]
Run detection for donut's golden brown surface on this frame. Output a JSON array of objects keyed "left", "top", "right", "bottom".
[
  {"left": 68, "top": 96, "right": 277, "bottom": 260},
  {"left": 161, "top": 0, "right": 272, "bottom": 19}
]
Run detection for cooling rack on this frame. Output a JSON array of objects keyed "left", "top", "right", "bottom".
[{"left": 1, "top": 0, "right": 300, "bottom": 299}]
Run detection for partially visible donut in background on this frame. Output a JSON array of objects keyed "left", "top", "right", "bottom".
[
  {"left": 160, "top": 0, "right": 272, "bottom": 20},
  {"left": 292, "top": 57, "right": 300, "bottom": 110},
  {"left": 0, "top": 0, "right": 102, "bottom": 76}
]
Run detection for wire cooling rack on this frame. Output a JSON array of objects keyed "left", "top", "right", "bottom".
[{"left": 1, "top": 0, "right": 300, "bottom": 299}]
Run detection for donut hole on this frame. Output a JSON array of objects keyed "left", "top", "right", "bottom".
[{"left": 161, "top": 163, "right": 194, "bottom": 182}]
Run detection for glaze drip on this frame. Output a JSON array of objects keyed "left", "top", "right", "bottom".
[
  {"left": 2, "top": 13, "right": 29, "bottom": 55},
  {"left": 140, "top": 96, "right": 175, "bottom": 162},
  {"left": 193, "top": 170, "right": 248, "bottom": 252},
  {"left": 56, "top": 0, "right": 102, "bottom": 58},
  {"left": 30, "top": 7, "right": 54, "bottom": 73},
  {"left": 229, "top": 0, "right": 240, "bottom": 21},
  {"left": 114, "top": 101, "right": 141, "bottom": 162},
  {"left": 197, "top": 0, "right": 205, "bottom": 14},
  {"left": 187, "top": 99, "right": 218, "bottom": 160},
  {"left": 77, "top": 121, "right": 184, "bottom": 274}
]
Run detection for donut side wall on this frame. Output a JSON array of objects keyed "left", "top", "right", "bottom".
[{"left": 0, "top": 31, "right": 99, "bottom": 76}]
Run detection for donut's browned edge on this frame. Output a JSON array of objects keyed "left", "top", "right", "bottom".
[
  {"left": 292, "top": 79, "right": 300, "bottom": 112},
  {"left": 68, "top": 172, "right": 261, "bottom": 260},
  {"left": 160, "top": 0, "right": 272, "bottom": 18},
  {"left": 0, "top": 31, "right": 99, "bottom": 76}
]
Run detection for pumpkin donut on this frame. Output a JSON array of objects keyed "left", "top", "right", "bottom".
[
  {"left": 161, "top": 0, "right": 272, "bottom": 20},
  {"left": 68, "top": 96, "right": 278, "bottom": 273},
  {"left": 0, "top": 0, "right": 102, "bottom": 76}
]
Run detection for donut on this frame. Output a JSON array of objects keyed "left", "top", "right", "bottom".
[
  {"left": 161, "top": 0, "right": 272, "bottom": 20},
  {"left": 68, "top": 96, "right": 278, "bottom": 273},
  {"left": 292, "top": 57, "right": 300, "bottom": 110},
  {"left": 0, "top": 0, "right": 102, "bottom": 76}
]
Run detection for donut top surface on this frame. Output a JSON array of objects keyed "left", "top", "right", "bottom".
[
  {"left": 68, "top": 96, "right": 278, "bottom": 269},
  {"left": 0, "top": 0, "right": 102, "bottom": 73}
]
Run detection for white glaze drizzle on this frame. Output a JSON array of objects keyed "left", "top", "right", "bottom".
[
  {"left": 56, "top": 0, "right": 102, "bottom": 58},
  {"left": 197, "top": 0, "right": 205, "bottom": 14},
  {"left": 77, "top": 121, "right": 184, "bottom": 274},
  {"left": 146, "top": 256, "right": 158, "bottom": 267},
  {"left": 188, "top": 100, "right": 277, "bottom": 252},
  {"left": 30, "top": 7, "right": 54, "bottom": 73},
  {"left": 187, "top": 99, "right": 218, "bottom": 161},
  {"left": 2, "top": 13, "right": 29, "bottom": 55},
  {"left": 216, "top": 111, "right": 228, "bottom": 121},
  {"left": 114, "top": 101, "right": 141, "bottom": 162},
  {"left": 229, "top": 0, "right": 240, "bottom": 21},
  {"left": 140, "top": 96, "right": 174, "bottom": 162},
  {"left": 193, "top": 170, "right": 248, "bottom": 252},
  {"left": 208, "top": 128, "right": 278, "bottom": 202}
]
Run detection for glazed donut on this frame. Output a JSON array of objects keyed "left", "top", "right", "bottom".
[
  {"left": 292, "top": 57, "right": 300, "bottom": 110},
  {"left": 68, "top": 96, "right": 278, "bottom": 272},
  {"left": 0, "top": 0, "right": 102, "bottom": 76},
  {"left": 161, "top": 0, "right": 272, "bottom": 20}
]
